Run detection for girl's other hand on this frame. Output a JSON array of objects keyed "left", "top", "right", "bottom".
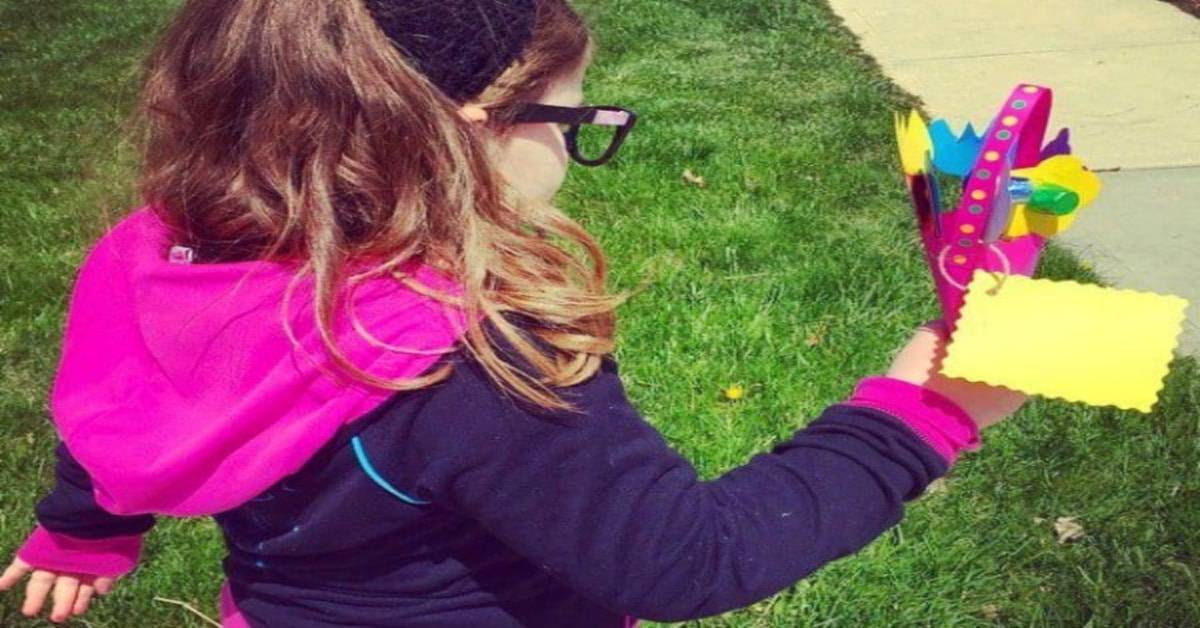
[
  {"left": 0, "top": 556, "right": 115, "bottom": 623},
  {"left": 887, "top": 321, "right": 1027, "bottom": 430}
]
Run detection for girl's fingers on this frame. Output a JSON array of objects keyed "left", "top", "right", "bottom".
[
  {"left": 918, "top": 319, "right": 949, "bottom": 338},
  {"left": 22, "top": 570, "right": 55, "bottom": 617},
  {"left": 0, "top": 558, "right": 32, "bottom": 591},
  {"left": 50, "top": 574, "right": 80, "bottom": 623},
  {"left": 72, "top": 583, "right": 96, "bottom": 616},
  {"left": 94, "top": 576, "right": 115, "bottom": 595}
]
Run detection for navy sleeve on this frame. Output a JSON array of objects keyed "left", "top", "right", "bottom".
[
  {"left": 33, "top": 441, "right": 156, "bottom": 539},
  {"left": 389, "top": 346, "right": 948, "bottom": 622}
]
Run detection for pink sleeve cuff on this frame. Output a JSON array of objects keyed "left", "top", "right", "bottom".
[
  {"left": 841, "top": 376, "right": 982, "bottom": 465},
  {"left": 16, "top": 526, "right": 144, "bottom": 578}
]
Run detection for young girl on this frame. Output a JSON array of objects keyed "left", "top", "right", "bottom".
[{"left": 1, "top": 0, "right": 1024, "bottom": 625}]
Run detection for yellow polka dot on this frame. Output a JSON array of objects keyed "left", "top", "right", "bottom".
[
  {"left": 1002, "top": 115, "right": 1019, "bottom": 126},
  {"left": 960, "top": 224, "right": 976, "bottom": 234},
  {"left": 1023, "top": 85, "right": 1039, "bottom": 93},
  {"left": 984, "top": 151, "right": 1000, "bottom": 162},
  {"left": 953, "top": 255, "right": 968, "bottom": 265},
  {"left": 970, "top": 189, "right": 987, "bottom": 201}
]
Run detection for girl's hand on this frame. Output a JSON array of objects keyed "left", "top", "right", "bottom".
[
  {"left": 887, "top": 321, "right": 1027, "bottom": 430},
  {"left": 0, "top": 556, "right": 115, "bottom": 623}
]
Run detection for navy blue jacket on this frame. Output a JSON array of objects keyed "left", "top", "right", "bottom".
[{"left": 31, "top": 341, "right": 948, "bottom": 626}]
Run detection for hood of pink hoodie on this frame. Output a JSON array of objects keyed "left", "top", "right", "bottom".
[{"left": 51, "top": 206, "right": 471, "bottom": 517}]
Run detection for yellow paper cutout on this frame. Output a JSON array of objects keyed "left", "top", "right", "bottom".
[
  {"left": 942, "top": 271, "right": 1189, "bottom": 413},
  {"left": 894, "top": 110, "right": 932, "bottom": 176},
  {"left": 1013, "top": 155, "right": 1101, "bottom": 207},
  {"left": 1005, "top": 205, "right": 1079, "bottom": 238},
  {"left": 1006, "top": 155, "right": 1102, "bottom": 238}
]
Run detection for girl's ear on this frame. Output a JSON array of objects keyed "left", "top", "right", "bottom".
[{"left": 458, "top": 105, "right": 489, "bottom": 124}]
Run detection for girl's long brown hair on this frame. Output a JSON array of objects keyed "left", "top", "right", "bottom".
[{"left": 132, "top": 0, "right": 634, "bottom": 413}]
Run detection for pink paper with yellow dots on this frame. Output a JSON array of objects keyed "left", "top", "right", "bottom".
[{"left": 894, "top": 85, "right": 1189, "bottom": 412}]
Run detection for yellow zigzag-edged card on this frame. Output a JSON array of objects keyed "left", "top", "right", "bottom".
[{"left": 942, "top": 271, "right": 1189, "bottom": 413}]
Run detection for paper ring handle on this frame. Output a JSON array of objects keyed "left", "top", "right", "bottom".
[{"left": 936, "top": 244, "right": 1012, "bottom": 292}]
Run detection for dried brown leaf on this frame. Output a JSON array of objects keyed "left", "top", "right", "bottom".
[
  {"left": 1053, "top": 516, "right": 1086, "bottom": 544},
  {"left": 682, "top": 168, "right": 707, "bottom": 188}
]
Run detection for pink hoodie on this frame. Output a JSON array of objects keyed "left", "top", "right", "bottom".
[{"left": 45, "top": 205, "right": 471, "bottom": 517}]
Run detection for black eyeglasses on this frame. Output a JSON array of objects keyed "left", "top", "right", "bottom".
[{"left": 509, "top": 104, "right": 637, "bottom": 166}]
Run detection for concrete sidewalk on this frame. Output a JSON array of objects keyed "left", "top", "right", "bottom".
[
  {"left": 829, "top": 0, "right": 1200, "bottom": 170},
  {"left": 828, "top": 0, "right": 1200, "bottom": 353}
]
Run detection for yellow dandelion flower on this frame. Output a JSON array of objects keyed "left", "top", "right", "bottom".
[{"left": 722, "top": 384, "right": 746, "bottom": 401}]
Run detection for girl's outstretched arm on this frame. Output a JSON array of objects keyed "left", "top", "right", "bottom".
[
  {"left": 7, "top": 441, "right": 156, "bottom": 593},
  {"left": 371, "top": 331, "right": 981, "bottom": 623},
  {"left": 4, "top": 441, "right": 156, "bottom": 620}
]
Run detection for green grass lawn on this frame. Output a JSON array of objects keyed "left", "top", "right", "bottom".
[{"left": 3, "top": 0, "right": 1198, "bottom": 625}]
